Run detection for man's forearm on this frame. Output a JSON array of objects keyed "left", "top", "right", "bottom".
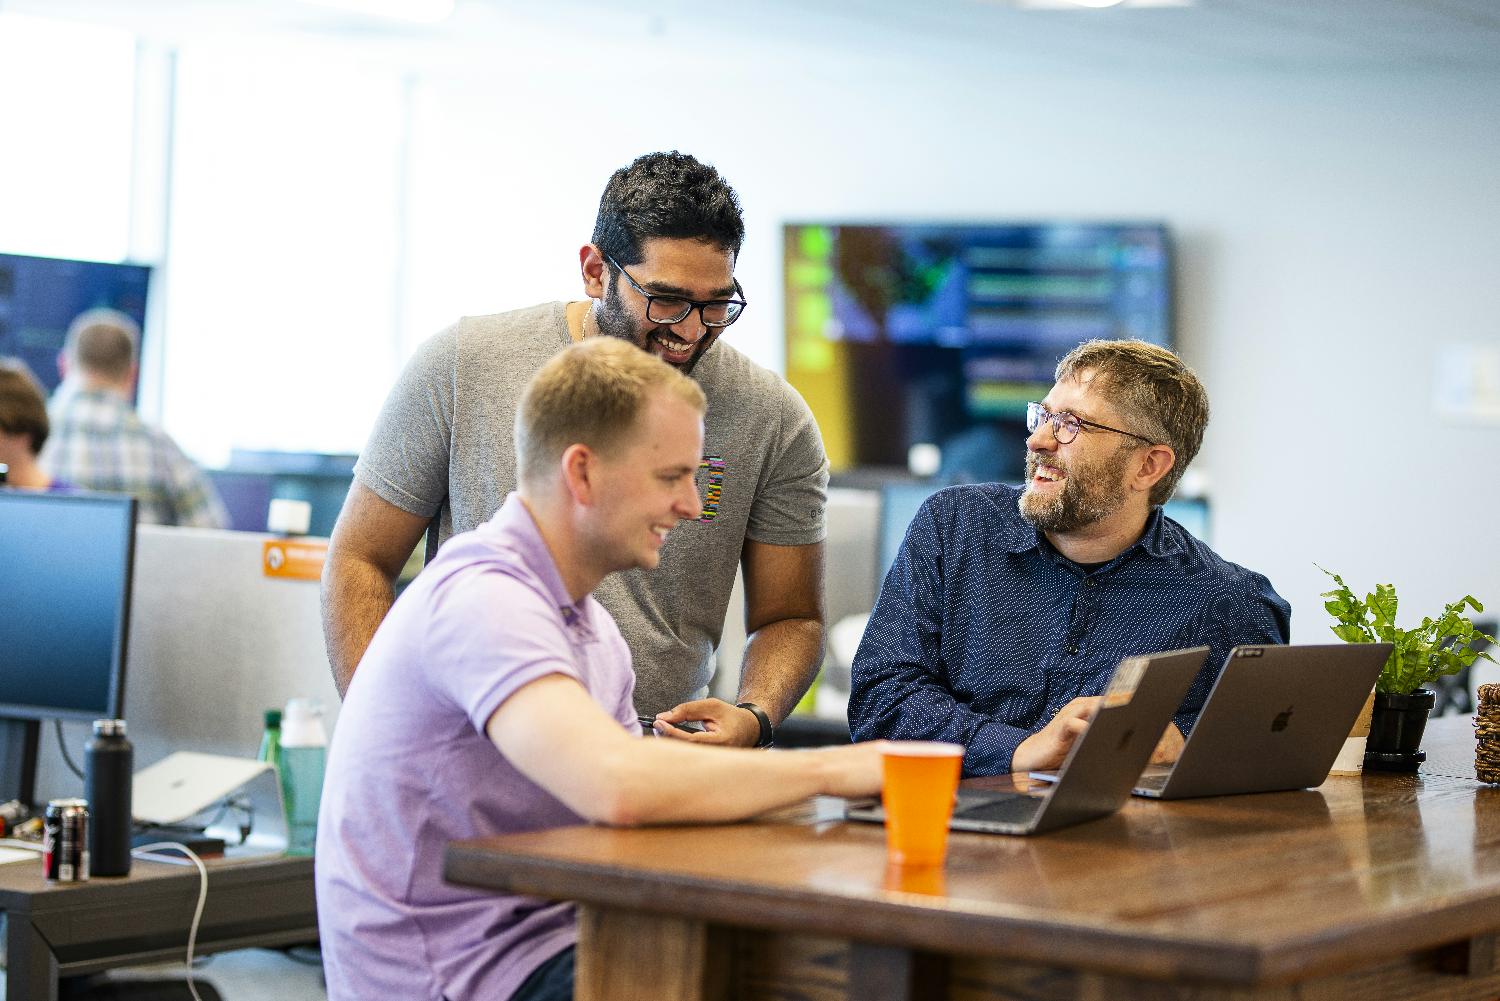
[
  {"left": 735, "top": 616, "right": 824, "bottom": 724},
  {"left": 321, "top": 556, "right": 399, "bottom": 698}
]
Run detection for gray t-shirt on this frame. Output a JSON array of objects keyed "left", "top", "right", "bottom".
[{"left": 354, "top": 301, "right": 829, "bottom": 714}]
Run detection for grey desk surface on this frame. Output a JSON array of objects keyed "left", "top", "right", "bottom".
[{"left": 0, "top": 853, "right": 316, "bottom": 1001}]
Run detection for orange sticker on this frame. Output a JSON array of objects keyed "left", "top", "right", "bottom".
[{"left": 262, "top": 539, "right": 328, "bottom": 581}]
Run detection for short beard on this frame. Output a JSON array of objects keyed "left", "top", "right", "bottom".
[
  {"left": 1019, "top": 444, "right": 1133, "bottom": 534},
  {"left": 595, "top": 275, "right": 647, "bottom": 350},
  {"left": 593, "top": 274, "right": 716, "bottom": 375}
]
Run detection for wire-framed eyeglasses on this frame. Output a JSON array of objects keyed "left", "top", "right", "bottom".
[
  {"left": 604, "top": 253, "right": 747, "bottom": 328},
  {"left": 1026, "top": 402, "right": 1156, "bottom": 446}
]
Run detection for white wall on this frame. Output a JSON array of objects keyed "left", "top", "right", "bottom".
[
  {"left": 399, "top": 46, "right": 1500, "bottom": 644},
  {"left": 13, "top": 5, "right": 1498, "bottom": 643}
]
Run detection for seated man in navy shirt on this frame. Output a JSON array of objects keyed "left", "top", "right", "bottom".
[{"left": 849, "top": 339, "right": 1290, "bottom": 776}]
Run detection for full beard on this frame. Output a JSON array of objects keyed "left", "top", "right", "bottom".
[{"left": 1019, "top": 446, "right": 1133, "bottom": 534}]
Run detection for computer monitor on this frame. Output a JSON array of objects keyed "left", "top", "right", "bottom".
[
  {"left": 206, "top": 469, "right": 276, "bottom": 532},
  {"left": 784, "top": 222, "right": 1172, "bottom": 479},
  {"left": 878, "top": 481, "right": 946, "bottom": 580},
  {"left": 221, "top": 450, "right": 358, "bottom": 537},
  {"left": 0, "top": 490, "right": 136, "bottom": 806},
  {"left": 0, "top": 252, "right": 153, "bottom": 397}
]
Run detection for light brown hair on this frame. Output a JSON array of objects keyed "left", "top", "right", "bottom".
[
  {"left": 515, "top": 338, "right": 707, "bottom": 489},
  {"left": 64, "top": 308, "right": 139, "bottom": 380},
  {"left": 0, "top": 359, "right": 50, "bottom": 456},
  {"left": 1055, "top": 339, "right": 1209, "bottom": 505}
]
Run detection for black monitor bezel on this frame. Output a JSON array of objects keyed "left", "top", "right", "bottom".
[{"left": 0, "top": 490, "right": 136, "bottom": 723}]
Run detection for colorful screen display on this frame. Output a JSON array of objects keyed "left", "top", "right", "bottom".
[{"left": 784, "top": 223, "right": 1172, "bottom": 478}]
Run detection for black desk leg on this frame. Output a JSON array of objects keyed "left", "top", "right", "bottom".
[
  {"left": 849, "top": 942, "right": 949, "bottom": 1001},
  {"left": 5, "top": 915, "right": 58, "bottom": 1001}
]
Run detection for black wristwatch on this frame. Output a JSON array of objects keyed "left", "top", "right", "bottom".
[{"left": 736, "top": 702, "right": 775, "bottom": 748}]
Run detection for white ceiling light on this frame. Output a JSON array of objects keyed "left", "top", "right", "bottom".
[
  {"left": 296, "top": 0, "right": 456, "bottom": 23},
  {"left": 1066, "top": 0, "right": 1128, "bottom": 6}
]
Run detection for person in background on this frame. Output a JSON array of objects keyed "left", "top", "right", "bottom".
[
  {"left": 316, "top": 339, "right": 884, "bottom": 1001},
  {"left": 0, "top": 359, "right": 60, "bottom": 490},
  {"left": 849, "top": 339, "right": 1291, "bottom": 776},
  {"left": 40, "top": 308, "right": 228, "bottom": 527},
  {"left": 324, "top": 151, "right": 827, "bottom": 748}
]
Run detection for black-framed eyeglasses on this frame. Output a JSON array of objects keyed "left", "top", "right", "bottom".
[
  {"left": 604, "top": 253, "right": 747, "bottom": 328},
  {"left": 1026, "top": 402, "right": 1156, "bottom": 446}
]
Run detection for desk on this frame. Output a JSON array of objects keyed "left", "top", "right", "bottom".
[
  {"left": 446, "top": 715, "right": 1500, "bottom": 1001},
  {"left": 0, "top": 855, "right": 316, "bottom": 1001}
]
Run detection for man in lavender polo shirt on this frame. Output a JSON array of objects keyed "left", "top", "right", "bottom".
[{"left": 316, "top": 339, "right": 885, "bottom": 1001}]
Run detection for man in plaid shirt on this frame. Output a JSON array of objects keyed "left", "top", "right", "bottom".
[{"left": 41, "top": 309, "right": 227, "bottom": 528}]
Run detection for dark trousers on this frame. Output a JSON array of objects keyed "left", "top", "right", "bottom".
[{"left": 509, "top": 945, "right": 576, "bottom": 1001}]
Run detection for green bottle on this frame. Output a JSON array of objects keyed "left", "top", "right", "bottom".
[{"left": 258, "top": 708, "right": 283, "bottom": 774}]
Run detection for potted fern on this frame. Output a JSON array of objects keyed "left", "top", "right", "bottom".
[{"left": 1319, "top": 567, "right": 1496, "bottom": 771}]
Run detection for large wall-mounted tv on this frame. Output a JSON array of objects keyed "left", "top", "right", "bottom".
[
  {"left": 0, "top": 252, "right": 152, "bottom": 396},
  {"left": 784, "top": 223, "right": 1172, "bottom": 480}
]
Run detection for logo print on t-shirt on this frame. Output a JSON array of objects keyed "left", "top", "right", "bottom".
[{"left": 697, "top": 456, "right": 725, "bottom": 523}]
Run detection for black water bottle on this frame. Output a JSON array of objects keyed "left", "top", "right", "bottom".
[{"left": 85, "top": 718, "right": 133, "bottom": 877}]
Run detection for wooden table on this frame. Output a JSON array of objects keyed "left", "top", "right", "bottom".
[
  {"left": 445, "top": 716, "right": 1500, "bottom": 1000},
  {"left": 0, "top": 854, "right": 316, "bottom": 1001}
]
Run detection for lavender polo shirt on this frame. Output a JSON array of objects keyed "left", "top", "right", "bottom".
[{"left": 316, "top": 494, "right": 637, "bottom": 1001}]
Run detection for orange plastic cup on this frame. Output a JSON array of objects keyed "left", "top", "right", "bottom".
[{"left": 880, "top": 742, "right": 965, "bottom": 866}]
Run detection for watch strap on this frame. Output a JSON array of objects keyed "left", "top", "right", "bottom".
[{"left": 736, "top": 701, "right": 775, "bottom": 748}]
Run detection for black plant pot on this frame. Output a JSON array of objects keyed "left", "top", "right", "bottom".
[{"left": 1364, "top": 689, "right": 1436, "bottom": 772}]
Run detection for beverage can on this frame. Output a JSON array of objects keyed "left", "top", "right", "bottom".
[{"left": 43, "top": 798, "right": 91, "bottom": 882}]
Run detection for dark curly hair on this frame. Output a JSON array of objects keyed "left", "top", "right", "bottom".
[{"left": 591, "top": 152, "right": 745, "bottom": 267}]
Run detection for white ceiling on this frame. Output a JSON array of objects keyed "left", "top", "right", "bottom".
[{"left": 4, "top": 0, "right": 1500, "bottom": 74}]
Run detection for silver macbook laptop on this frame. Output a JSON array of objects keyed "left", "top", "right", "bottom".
[
  {"left": 846, "top": 647, "right": 1206, "bottom": 836},
  {"left": 1124, "top": 643, "right": 1389, "bottom": 800}
]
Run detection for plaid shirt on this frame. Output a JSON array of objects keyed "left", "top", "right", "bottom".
[{"left": 40, "top": 386, "right": 228, "bottom": 528}]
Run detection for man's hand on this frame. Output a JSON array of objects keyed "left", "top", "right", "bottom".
[
  {"left": 652, "top": 698, "right": 761, "bottom": 747},
  {"left": 1151, "top": 722, "right": 1186, "bottom": 765},
  {"left": 1011, "top": 697, "right": 1102, "bottom": 773}
]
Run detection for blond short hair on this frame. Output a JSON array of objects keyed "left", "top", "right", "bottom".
[
  {"left": 0, "top": 359, "right": 50, "bottom": 455},
  {"left": 1055, "top": 339, "right": 1209, "bottom": 506},
  {"left": 64, "top": 308, "right": 139, "bottom": 380},
  {"left": 515, "top": 338, "right": 707, "bottom": 489}
]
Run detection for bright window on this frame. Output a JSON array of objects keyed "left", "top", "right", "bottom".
[
  {"left": 163, "top": 42, "right": 405, "bottom": 463},
  {"left": 0, "top": 14, "right": 136, "bottom": 262}
]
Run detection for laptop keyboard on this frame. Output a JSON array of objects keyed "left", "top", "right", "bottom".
[{"left": 953, "top": 793, "right": 1044, "bottom": 824}]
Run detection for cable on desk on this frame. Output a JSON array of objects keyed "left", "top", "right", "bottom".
[{"left": 132, "top": 841, "right": 210, "bottom": 1001}]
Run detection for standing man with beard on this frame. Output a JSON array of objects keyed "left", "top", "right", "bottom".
[
  {"left": 323, "top": 152, "right": 826, "bottom": 747},
  {"left": 848, "top": 340, "right": 1290, "bottom": 776}
]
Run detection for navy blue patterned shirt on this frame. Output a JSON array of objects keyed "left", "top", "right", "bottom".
[{"left": 848, "top": 483, "right": 1291, "bottom": 776}]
